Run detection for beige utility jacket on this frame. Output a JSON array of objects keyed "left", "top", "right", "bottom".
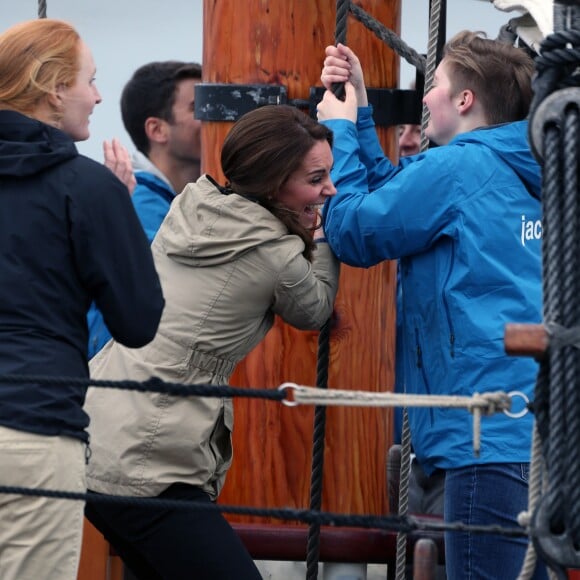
[{"left": 85, "top": 175, "right": 339, "bottom": 500}]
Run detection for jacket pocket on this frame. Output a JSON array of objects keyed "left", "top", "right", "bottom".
[
  {"left": 210, "top": 399, "right": 234, "bottom": 477},
  {"left": 414, "top": 327, "right": 434, "bottom": 424}
]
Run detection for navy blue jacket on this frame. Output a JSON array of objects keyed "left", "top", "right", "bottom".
[
  {"left": 87, "top": 166, "right": 176, "bottom": 358},
  {"left": 0, "top": 111, "right": 164, "bottom": 441}
]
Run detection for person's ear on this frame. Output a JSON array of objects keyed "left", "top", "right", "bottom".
[
  {"left": 47, "top": 86, "right": 64, "bottom": 110},
  {"left": 456, "top": 89, "right": 475, "bottom": 115},
  {"left": 144, "top": 117, "right": 168, "bottom": 144}
]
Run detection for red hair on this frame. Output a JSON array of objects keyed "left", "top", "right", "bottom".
[{"left": 0, "top": 19, "right": 80, "bottom": 118}]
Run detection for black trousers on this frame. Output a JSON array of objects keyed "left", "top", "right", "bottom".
[{"left": 85, "top": 484, "right": 261, "bottom": 580}]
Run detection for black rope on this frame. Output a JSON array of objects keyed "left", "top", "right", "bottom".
[
  {"left": 38, "top": 0, "right": 46, "bottom": 18},
  {"left": 327, "top": 0, "right": 431, "bottom": 109},
  {"left": 529, "top": 30, "right": 580, "bottom": 123},
  {"left": 303, "top": 1, "right": 356, "bottom": 572},
  {"left": 529, "top": 14, "right": 580, "bottom": 572},
  {"left": 328, "top": 1, "right": 428, "bottom": 99},
  {"left": 0, "top": 484, "right": 528, "bottom": 538},
  {"left": 334, "top": 0, "right": 348, "bottom": 47},
  {"left": 545, "top": 321, "right": 580, "bottom": 350},
  {"left": 349, "top": 3, "right": 426, "bottom": 74},
  {"left": 533, "top": 37, "right": 580, "bottom": 534},
  {"left": 306, "top": 319, "right": 331, "bottom": 580},
  {"left": 0, "top": 373, "right": 286, "bottom": 402},
  {"left": 330, "top": 0, "right": 350, "bottom": 101},
  {"left": 545, "top": 122, "right": 567, "bottom": 534},
  {"left": 562, "top": 105, "right": 580, "bottom": 545}
]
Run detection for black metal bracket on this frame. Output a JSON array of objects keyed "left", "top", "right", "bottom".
[
  {"left": 195, "top": 82, "right": 423, "bottom": 127},
  {"left": 307, "top": 86, "right": 422, "bottom": 126},
  {"left": 195, "top": 84, "right": 288, "bottom": 122}
]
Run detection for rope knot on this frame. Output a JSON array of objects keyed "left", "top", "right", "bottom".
[
  {"left": 468, "top": 391, "right": 511, "bottom": 416},
  {"left": 545, "top": 320, "right": 580, "bottom": 351}
]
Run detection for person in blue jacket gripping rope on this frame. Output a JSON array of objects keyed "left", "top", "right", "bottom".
[{"left": 317, "top": 30, "right": 546, "bottom": 580}]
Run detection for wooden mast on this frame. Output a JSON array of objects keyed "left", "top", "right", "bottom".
[{"left": 202, "top": 0, "right": 401, "bottom": 521}]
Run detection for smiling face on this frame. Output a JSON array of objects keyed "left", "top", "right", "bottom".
[
  {"left": 56, "top": 40, "right": 102, "bottom": 141},
  {"left": 423, "top": 60, "right": 461, "bottom": 146},
  {"left": 277, "top": 140, "right": 336, "bottom": 228}
]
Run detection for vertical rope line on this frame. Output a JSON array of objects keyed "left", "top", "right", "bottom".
[
  {"left": 543, "top": 125, "right": 567, "bottom": 530},
  {"left": 562, "top": 106, "right": 580, "bottom": 544},
  {"left": 334, "top": 0, "right": 348, "bottom": 46},
  {"left": 527, "top": 23, "right": 580, "bottom": 570},
  {"left": 305, "top": 1, "right": 347, "bottom": 565},
  {"left": 394, "top": 409, "right": 412, "bottom": 580},
  {"left": 305, "top": 319, "right": 332, "bottom": 580},
  {"left": 331, "top": 0, "right": 350, "bottom": 100},
  {"left": 38, "top": 0, "right": 47, "bottom": 18},
  {"left": 394, "top": 6, "right": 445, "bottom": 577},
  {"left": 517, "top": 424, "right": 544, "bottom": 579},
  {"left": 420, "top": 0, "right": 442, "bottom": 152}
]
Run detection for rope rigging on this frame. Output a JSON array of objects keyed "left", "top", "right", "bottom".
[
  {"left": 526, "top": 13, "right": 580, "bottom": 576},
  {"left": 0, "top": 370, "right": 528, "bottom": 539},
  {"left": 0, "top": 481, "right": 530, "bottom": 538},
  {"left": 420, "top": 0, "right": 444, "bottom": 152},
  {"left": 305, "top": 319, "right": 332, "bottom": 580},
  {"left": 396, "top": 0, "right": 445, "bottom": 574}
]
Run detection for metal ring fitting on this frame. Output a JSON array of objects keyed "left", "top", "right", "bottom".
[{"left": 503, "top": 390, "right": 530, "bottom": 419}]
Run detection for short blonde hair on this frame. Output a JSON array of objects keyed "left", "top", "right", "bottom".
[{"left": 0, "top": 19, "right": 80, "bottom": 118}]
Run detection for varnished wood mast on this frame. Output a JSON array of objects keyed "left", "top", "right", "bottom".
[{"left": 202, "top": 0, "right": 400, "bottom": 522}]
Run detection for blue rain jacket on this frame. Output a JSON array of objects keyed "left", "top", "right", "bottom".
[{"left": 323, "top": 107, "right": 542, "bottom": 474}]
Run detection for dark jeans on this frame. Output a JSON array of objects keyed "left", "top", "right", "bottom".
[
  {"left": 85, "top": 484, "right": 261, "bottom": 580},
  {"left": 444, "top": 464, "right": 548, "bottom": 580}
]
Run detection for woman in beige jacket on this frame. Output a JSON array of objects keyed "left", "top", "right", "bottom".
[{"left": 84, "top": 105, "right": 339, "bottom": 580}]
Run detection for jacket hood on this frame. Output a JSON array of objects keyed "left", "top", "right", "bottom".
[
  {"left": 0, "top": 110, "right": 77, "bottom": 177},
  {"left": 454, "top": 120, "right": 542, "bottom": 200},
  {"left": 156, "top": 174, "right": 292, "bottom": 267}
]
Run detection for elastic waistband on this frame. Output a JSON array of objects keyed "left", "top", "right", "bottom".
[{"left": 189, "top": 349, "right": 236, "bottom": 378}]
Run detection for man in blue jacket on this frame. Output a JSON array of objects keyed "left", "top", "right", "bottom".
[
  {"left": 318, "top": 32, "right": 546, "bottom": 580},
  {"left": 88, "top": 61, "right": 202, "bottom": 357}
]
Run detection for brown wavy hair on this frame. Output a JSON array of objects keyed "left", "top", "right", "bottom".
[{"left": 220, "top": 105, "right": 333, "bottom": 261}]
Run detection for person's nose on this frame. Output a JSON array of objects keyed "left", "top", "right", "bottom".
[
  {"left": 324, "top": 177, "right": 337, "bottom": 197},
  {"left": 94, "top": 85, "right": 102, "bottom": 105}
]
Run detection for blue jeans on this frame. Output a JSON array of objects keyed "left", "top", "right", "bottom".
[{"left": 444, "top": 464, "right": 548, "bottom": 580}]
